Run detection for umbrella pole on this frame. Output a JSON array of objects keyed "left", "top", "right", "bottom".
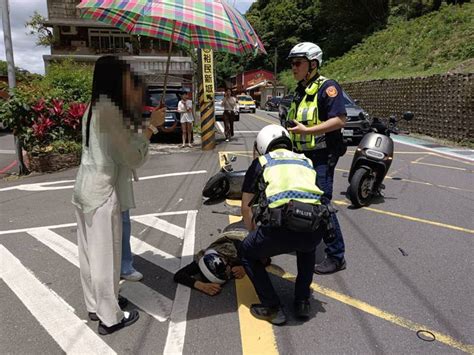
[{"left": 161, "top": 20, "right": 177, "bottom": 107}]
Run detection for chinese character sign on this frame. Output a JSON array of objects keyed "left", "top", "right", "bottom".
[{"left": 201, "top": 49, "right": 214, "bottom": 102}]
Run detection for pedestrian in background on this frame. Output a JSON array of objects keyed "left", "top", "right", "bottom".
[
  {"left": 178, "top": 88, "right": 194, "bottom": 148},
  {"left": 72, "top": 55, "right": 165, "bottom": 335},
  {"left": 222, "top": 88, "right": 237, "bottom": 141}
]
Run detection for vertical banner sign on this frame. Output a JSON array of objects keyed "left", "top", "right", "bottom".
[
  {"left": 198, "top": 49, "right": 215, "bottom": 150},
  {"left": 201, "top": 49, "right": 215, "bottom": 102}
]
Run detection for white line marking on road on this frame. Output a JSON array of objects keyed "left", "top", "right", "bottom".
[
  {"left": 215, "top": 121, "right": 224, "bottom": 134},
  {"left": 0, "top": 171, "right": 207, "bottom": 192},
  {"left": 130, "top": 235, "right": 181, "bottom": 273},
  {"left": 0, "top": 245, "right": 116, "bottom": 355},
  {"left": 0, "top": 210, "right": 196, "bottom": 236},
  {"left": 163, "top": 211, "right": 197, "bottom": 355},
  {"left": 119, "top": 282, "right": 171, "bottom": 322},
  {"left": 27, "top": 228, "right": 79, "bottom": 267},
  {"left": 234, "top": 130, "right": 259, "bottom": 133},
  {"left": 23, "top": 227, "right": 178, "bottom": 322},
  {"left": 133, "top": 215, "right": 185, "bottom": 240},
  {"left": 0, "top": 149, "right": 16, "bottom": 154},
  {"left": 393, "top": 137, "right": 474, "bottom": 162}
]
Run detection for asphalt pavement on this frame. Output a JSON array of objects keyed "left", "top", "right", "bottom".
[{"left": 0, "top": 110, "right": 473, "bottom": 354}]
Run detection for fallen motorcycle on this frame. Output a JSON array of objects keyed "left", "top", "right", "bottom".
[
  {"left": 202, "top": 155, "right": 246, "bottom": 200},
  {"left": 347, "top": 111, "right": 414, "bottom": 208}
]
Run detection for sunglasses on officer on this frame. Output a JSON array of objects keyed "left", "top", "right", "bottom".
[{"left": 290, "top": 59, "right": 308, "bottom": 68}]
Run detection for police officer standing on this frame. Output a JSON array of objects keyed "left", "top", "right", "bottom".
[
  {"left": 286, "top": 42, "right": 347, "bottom": 275},
  {"left": 239, "top": 125, "right": 328, "bottom": 325}
]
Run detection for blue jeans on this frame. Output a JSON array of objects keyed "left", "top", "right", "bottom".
[
  {"left": 307, "top": 154, "right": 345, "bottom": 261},
  {"left": 121, "top": 210, "right": 136, "bottom": 276},
  {"left": 239, "top": 226, "right": 322, "bottom": 307}
]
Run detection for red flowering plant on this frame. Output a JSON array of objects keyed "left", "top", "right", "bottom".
[{"left": 20, "top": 97, "right": 86, "bottom": 155}]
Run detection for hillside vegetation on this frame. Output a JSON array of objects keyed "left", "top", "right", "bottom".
[{"left": 322, "top": 3, "right": 474, "bottom": 82}]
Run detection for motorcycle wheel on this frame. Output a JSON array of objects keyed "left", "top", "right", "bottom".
[
  {"left": 202, "top": 173, "right": 230, "bottom": 200},
  {"left": 348, "top": 168, "right": 374, "bottom": 208}
]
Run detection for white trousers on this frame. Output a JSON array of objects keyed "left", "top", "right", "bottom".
[{"left": 75, "top": 192, "right": 124, "bottom": 327}]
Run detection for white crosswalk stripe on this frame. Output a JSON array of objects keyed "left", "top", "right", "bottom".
[
  {"left": 0, "top": 245, "right": 116, "bottom": 355},
  {"left": 0, "top": 210, "right": 198, "bottom": 354}
]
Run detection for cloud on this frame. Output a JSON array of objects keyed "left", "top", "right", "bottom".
[
  {"left": 0, "top": 0, "right": 49, "bottom": 74},
  {"left": 233, "top": 0, "right": 257, "bottom": 14}
]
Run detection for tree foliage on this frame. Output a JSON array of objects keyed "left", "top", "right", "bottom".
[
  {"left": 25, "top": 11, "right": 55, "bottom": 47},
  {"left": 215, "top": 0, "right": 470, "bottom": 84}
]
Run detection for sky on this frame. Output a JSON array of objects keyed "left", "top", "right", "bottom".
[{"left": 0, "top": 0, "right": 257, "bottom": 75}]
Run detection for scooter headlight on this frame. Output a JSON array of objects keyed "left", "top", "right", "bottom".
[{"left": 365, "top": 149, "right": 385, "bottom": 160}]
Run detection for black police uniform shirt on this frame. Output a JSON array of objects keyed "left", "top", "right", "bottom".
[
  {"left": 293, "top": 76, "right": 347, "bottom": 161},
  {"left": 242, "top": 158, "right": 264, "bottom": 195}
]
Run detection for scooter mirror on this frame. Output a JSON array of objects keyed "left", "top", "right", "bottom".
[
  {"left": 403, "top": 112, "right": 414, "bottom": 121},
  {"left": 229, "top": 155, "right": 237, "bottom": 162}
]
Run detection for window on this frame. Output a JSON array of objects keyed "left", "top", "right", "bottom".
[{"left": 88, "top": 29, "right": 131, "bottom": 51}]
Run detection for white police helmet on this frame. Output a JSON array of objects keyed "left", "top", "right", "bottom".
[
  {"left": 287, "top": 42, "right": 323, "bottom": 67},
  {"left": 198, "top": 249, "right": 228, "bottom": 284},
  {"left": 255, "top": 124, "right": 292, "bottom": 156}
]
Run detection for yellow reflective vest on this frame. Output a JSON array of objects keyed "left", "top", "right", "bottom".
[
  {"left": 288, "top": 76, "right": 329, "bottom": 152},
  {"left": 258, "top": 149, "right": 323, "bottom": 209}
]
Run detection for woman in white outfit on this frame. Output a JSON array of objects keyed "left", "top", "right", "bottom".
[
  {"left": 72, "top": 56, "right": 165, "bottom": 335},
  {"left": 178, "top": 89, "right": 194, "bottom": 147}
]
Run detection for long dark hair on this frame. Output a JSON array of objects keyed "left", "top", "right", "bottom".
[{"left": 85, "top": 56, "right": 142, "bottom": 146}]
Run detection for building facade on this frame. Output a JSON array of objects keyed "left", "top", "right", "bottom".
[{"left": 43, "top": 0, "right": 194, "bottom": 87}]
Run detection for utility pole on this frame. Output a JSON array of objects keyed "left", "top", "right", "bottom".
[
  {"left": 273, "top": 47, "right": 277, "bottom": 98},
  {"left": 1, "top": 0, "right": 29, "bottom": 175}
]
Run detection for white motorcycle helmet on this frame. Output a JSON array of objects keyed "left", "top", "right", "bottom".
[
  {"left": 287, "top": 42, "right": 323, "bottom": 67},
  {"left": 254, "top": 124, "right": 293, "bottom": 156}
]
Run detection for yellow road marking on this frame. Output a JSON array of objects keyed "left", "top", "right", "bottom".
[
  {"left": 334, "top": 200, "right": 474, "bottom": 234},
  {"left": 219, "top": 153, "right": 278, "bottom": 355},
  {"left": 336, "top": 168, "right": 474, "bottom": 193},
  {"left": 268, "top": 266, "right": 474, "bottom": 354},
  {"left": 218, "top": 152, "right": 473, "bottom": 354},
  {"left": 412, "top": 161, "right": 473, "bottom": 172}
]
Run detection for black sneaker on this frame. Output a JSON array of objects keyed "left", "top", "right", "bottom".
[
  {"left": 98, "top": 310, "right": 139, "bottom": 335},
  {"left": 314, "top": 257, "right": 346, "bottom": 275},
  {"left": 89, "top": 295, "right": 129, "bottom": 321},
  {"left": 294, "top": 300, "right": 310, "bottom": 320},
  {"left": 250, "top": 304, "right": 287, "bottom": 325}
]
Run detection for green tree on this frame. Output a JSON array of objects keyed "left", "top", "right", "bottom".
[{"left": 25, "top": 11, "right": 55, "bottom": 47}]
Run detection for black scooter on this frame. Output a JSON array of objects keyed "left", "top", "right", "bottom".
[
  {"left": 202, "top": 155, "right": 246, "bottom": 200},
  {"left": 347, "top": 111, "right": 414, "bottom": 207}
]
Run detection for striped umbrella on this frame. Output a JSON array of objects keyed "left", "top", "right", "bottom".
[
  {"left": 77, "top": 0, "right": 265, "bottom": 104},
  {"left": 76, "top": 0, "right": 266, "bottom": 56}
]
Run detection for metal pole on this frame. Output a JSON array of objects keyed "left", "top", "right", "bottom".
[
  {"left": 161, "top": 20, "right": 177, "bottom": 107},
  {"left": 273, "top": 47, "right": 277, "bottom": 98},
  {"left": 1, "top": 0, "right": 29, "bottom": 175}
]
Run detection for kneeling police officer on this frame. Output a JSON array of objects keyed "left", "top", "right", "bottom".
[{"left": 239, "top": 125, "right": 334, "bottom": 325}]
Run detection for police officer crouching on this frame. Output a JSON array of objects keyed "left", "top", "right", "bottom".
[{"left": 239, "top": 125, "right": 335, "bottom": 325}]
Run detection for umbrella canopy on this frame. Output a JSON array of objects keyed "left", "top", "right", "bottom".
[{"left": 77, "top": 0, "right": 266, "bottom": 56}]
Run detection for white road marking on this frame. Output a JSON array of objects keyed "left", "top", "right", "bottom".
[
  {"left": 133, "top": 215, "right": 185, "bottom": 240},
  {"left": 0, "top": 170, "right": 207, "bottom": 192},
  {"left": 234, "top": 130, "right": 260, "bottom": 133},
  {"left": 0, "top": 149, "right": 16, "bottom": 154},
  {"left": 130, "top": 235, "right": 181, "bottom": 273},
  {"left": 0, "top": 245, "right": 116, "bottom": 355},
  {"left": 163, "top": 211, "right": 197, "bottom": 355},
  {"left": 0, "top": 210, "right": 195, "bottom": 236},
  {"left": 22, "top": 221, "right": 189, "bottom": 322},
  {"left": 120, "top": 282, "right": 171, "bottom": 322},
  {"left": 215, "top": 121, "right": 225, "bottom": 133}
]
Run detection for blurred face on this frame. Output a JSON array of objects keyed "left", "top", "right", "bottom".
[
  {"left": 123, "top": 72, "right": 144, "bottom": 113},
  {"left": 182, "top": 92, "right": 189, "bottom": 100},
  {"left": 291, "top": 58, "right": 310, "bottom": 81},
  {"left": 225, "top": 89, "right": 231, "bottom": 96}
]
